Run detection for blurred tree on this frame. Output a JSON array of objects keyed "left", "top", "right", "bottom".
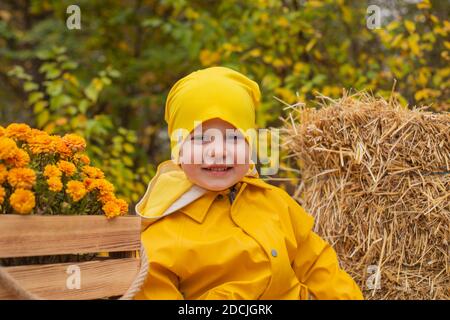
[{"left": 0, "top": 0, "right": 448, "bottom": 199}]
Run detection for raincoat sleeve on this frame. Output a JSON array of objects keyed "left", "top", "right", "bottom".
[
  {"left": 282, "top": 192, "right": 364, "bottom": 300},
  {"left": 134, "top": 226, "right": 185, "bottom": 300},
  {"left": 134, "top": 260, "right": 184, "bottom": 300}
]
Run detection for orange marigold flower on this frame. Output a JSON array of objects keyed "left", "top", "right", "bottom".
[
  {"left": 47, "top": 177, "right": 63, "bottom": 192},
  {"left": 0, "top": 126, "right": 5, "bottom": 137},
  {"left": 99, "top": 192, "right": 116, "bottom": 204},
  {"left": 10, "top": 189, "right": 35, "bottom": 214},
  {"left": 82, "top": 166, "right": 105, "bottom": 179},
  {"left": 0, "top": 164, "right": 7, "bottom": 184},
  {"left": 0, "top": 186, "right": 5, "bottom": 205},
  {"left": 5, "top": 123, "right": 32, "bottom": 141},
  {"left": 26, "top": 128, "right": 48, "bottom": 141},
  {"left": 62, "top": 134, "right": 86, "bottom": 152},
  {"left": 27, "top": 133, "right": 54, "bottom": 154},
  {"left": 103, "top": 201, "right": 121, "bottom": 219},
  {"left": 51, "top": 136, "right": 72, "bottom": 158},
  {"left": 7, "top": 168, "right": 36, "bottom": 189},
  {"left": 66, "top": 180, "right": 87, "bottom": 202},
  {"left": 115, "top": 198, "right": 129, "bottom": 215},
  {"left": 44, "top": 164, "right": 62, "bottom": 178},
  {"left": 75, "top": 154, "right": 90, "bottom": 165},
  {"left": 0, "top": 137, "right": 19, "bottom": 160},
  {"left": 83, "top": 178, "right": 98, "bottom": 192},
  {"left": 6, "top": 149, "right": 30, "bottom": 168},
  {"left": 95, "top": 179, "right": 115, "bottom": 195},
  {"left": 57, "top": 160, "right": 77, "bottom": 177}
]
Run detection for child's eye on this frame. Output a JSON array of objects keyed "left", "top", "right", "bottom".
[
  {"left": 191, "top": 135, "right": 213, "bottom": 144},
  {"left": 226, "top": 134, "right": 244, "bottom": 142}
]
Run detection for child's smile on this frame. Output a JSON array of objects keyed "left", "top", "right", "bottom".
[{"left": 201, "top": 164, "right": 234, "bottom": 177}]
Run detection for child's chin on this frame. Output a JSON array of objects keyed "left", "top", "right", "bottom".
[{"left": 198, "top": 177, "right": 234, "bottom": 191}]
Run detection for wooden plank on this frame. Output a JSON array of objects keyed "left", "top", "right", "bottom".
[
  {"left": 0, "top": 258, "right": 141, "bottom": 300},
  {"left": 0, "top": 215, "right": 141, "bottom": 258}
]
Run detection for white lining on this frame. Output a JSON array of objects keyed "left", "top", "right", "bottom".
[{"left": 136, "top": 184, "right": 208, "bottom": 223}]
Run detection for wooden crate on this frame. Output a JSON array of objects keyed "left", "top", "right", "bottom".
[{"left": 0, "top": 215, "right": 141, "bottom": 300}]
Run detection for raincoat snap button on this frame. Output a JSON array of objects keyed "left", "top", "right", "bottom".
[
  {"left": 217, "top": 194, "right": 224, "bottom": 200},
  {"left": 271, "top": 249, "right": 278, "bottom": 257}
]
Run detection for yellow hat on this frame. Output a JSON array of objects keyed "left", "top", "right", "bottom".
[{"left": 165, "top": 66, "right": 261, "bottom": 162}]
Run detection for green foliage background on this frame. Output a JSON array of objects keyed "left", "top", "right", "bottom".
[{"left": 0, "top": 0, "right": 448, "bottom": 204}]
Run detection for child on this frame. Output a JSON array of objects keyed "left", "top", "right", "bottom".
[{"left": 134, "top": 66, "right": 363, "bottom": 300}]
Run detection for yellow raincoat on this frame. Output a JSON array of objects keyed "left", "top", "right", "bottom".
[
  {"left": 134, "top": 160, "right": 363, "bottom": 300},
  {"left": 134, "top": 66, "right": 363, "bottom": 300}
]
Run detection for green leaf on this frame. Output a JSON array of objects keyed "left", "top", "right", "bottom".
[
  {"left": 36, "top": 49, "right": 54, "bottom": 60},
  {"left": 84, "top": 79, "right": 103, "bottom": 102},
  {"left": 36, "top": 110, "right": 50, "bottom": 127},
  {"left": 8, "top": 65, "right": 32, "bottom": 81},
  {"left": 67, "top": 106, "right": 78, "bottom": 115},
  {"left": 107, "top": 68, "right": 121, "bottom": 78},
  {"left": 101, "top": 76, "right": 112, "bottom": 86},
  {"left": 39, "top": 62, "right": 56, "bottom": 73},
  {"left": 126, "top": 133, "right": 138, "bottom": 143},
  {"left": 78, "top": 99, "right": 90, "bottom": 114},
  {"left": 122, "top": 156, "right": 133, "bottom": 167},
  {"left": 28, "top": 92, "right": 44, "bottom": 105},
  {"left": 46, "top": 68, "right": 62, "bottom": 80},
  {"left": 61, "top": 61, "right": 78, "bottom": 70},
  {"left": 24, "top": 81, "right": 39, "bottom": 92},
  {"left": 56, "top": 54, "right": 69, "bottom": 62},
  {"left": 46, "top": 80, "right": 63, "bottom": 96},
  {"left": 123, "top": 143, "right": 135, "bottom": 153},
  {"left": 33, "top": 100, "right": 48, "bottom": 114},
  {"left": 50, "top": 94, "right": 72, "bottom": 110}
]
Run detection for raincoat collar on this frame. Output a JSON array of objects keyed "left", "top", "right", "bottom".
[{"left": 136, "top": 160, "right": 272, "bottom": 230}]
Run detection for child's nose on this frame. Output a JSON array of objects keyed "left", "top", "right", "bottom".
[{"left": 205, "top": 142, "right": 229, "bottom": 162}]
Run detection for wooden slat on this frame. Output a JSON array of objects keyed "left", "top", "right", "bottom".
[
  {"left": 0, "top": 215, "right": 141, "bottom": 258},
  {"left": 0, "top": 258, "right": 140, "bottom": 300}
]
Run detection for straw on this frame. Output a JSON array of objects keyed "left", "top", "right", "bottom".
[{"left": 281, "top": 91, "right": 449, "bottom": 299}]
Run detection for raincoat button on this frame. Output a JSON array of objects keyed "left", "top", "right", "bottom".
[
  {"left": 217, "top": 194, "right": 224, "bottom": 200},
  {"left": 271, "top": 249, "right": 278, "bottom": 257}
]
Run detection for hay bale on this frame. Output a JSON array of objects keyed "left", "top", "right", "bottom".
[{"left": 281, "top": 91, "right": 449, "bottom": 299}]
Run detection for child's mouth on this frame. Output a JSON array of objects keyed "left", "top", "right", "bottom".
[{"left": 202, "top": 165, "right": 233, "bottom": 176}]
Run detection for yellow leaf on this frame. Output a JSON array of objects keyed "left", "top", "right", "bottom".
[
  {"left": 249, "top": 48, "right": 261, "bottom": 58},
  {"left": 386, "top": 21, "right": 400, "bottom": 32},
  {"left": 185, "top": 8, "right": 199, "bottom": 20},
  {"left": 263, "top": 55, "right": 273, "bottom": 63},
  {"left": 417, "top": 68, "right": 429, "bottom": 86},
  {"left": 417, "top": 0, "right": 431, "bottom": 9},
  {"left": 404, "top": 20, "right": 416, "bottom": 33},
  {"left": 199, "top": 49, "right": 221, "bottom": 66},
  {"left": 391, "top": 34, "right": 403, "bottom": 47},
  {"left": 408, "top": 36, "right": 421, "bottom": 56},
  {"left": 305, "top": 38, "right": 317, "bottom": 52},
  {"left": 259, "top": 12, "right": 269, "bottom": 23},
  {"left": 277, "top": 17, "right": 289, "bottom": 28},
  {"left": 307, "top": 1, "right": 323, "bottom": 8},
  {"left": 429, "top": 15, "right": 439, "bottom": 24}
]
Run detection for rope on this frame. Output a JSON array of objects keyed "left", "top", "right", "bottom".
[
  {"left": 0, "top": 243, "right": 149, "bottom": 300},
  {"left": 119, "top": 244, "right": 149, "bottom": 300}
]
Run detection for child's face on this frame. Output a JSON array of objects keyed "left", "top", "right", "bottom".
[{"left": 179, "top": 118, "right": 250, "bottom": 191}]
